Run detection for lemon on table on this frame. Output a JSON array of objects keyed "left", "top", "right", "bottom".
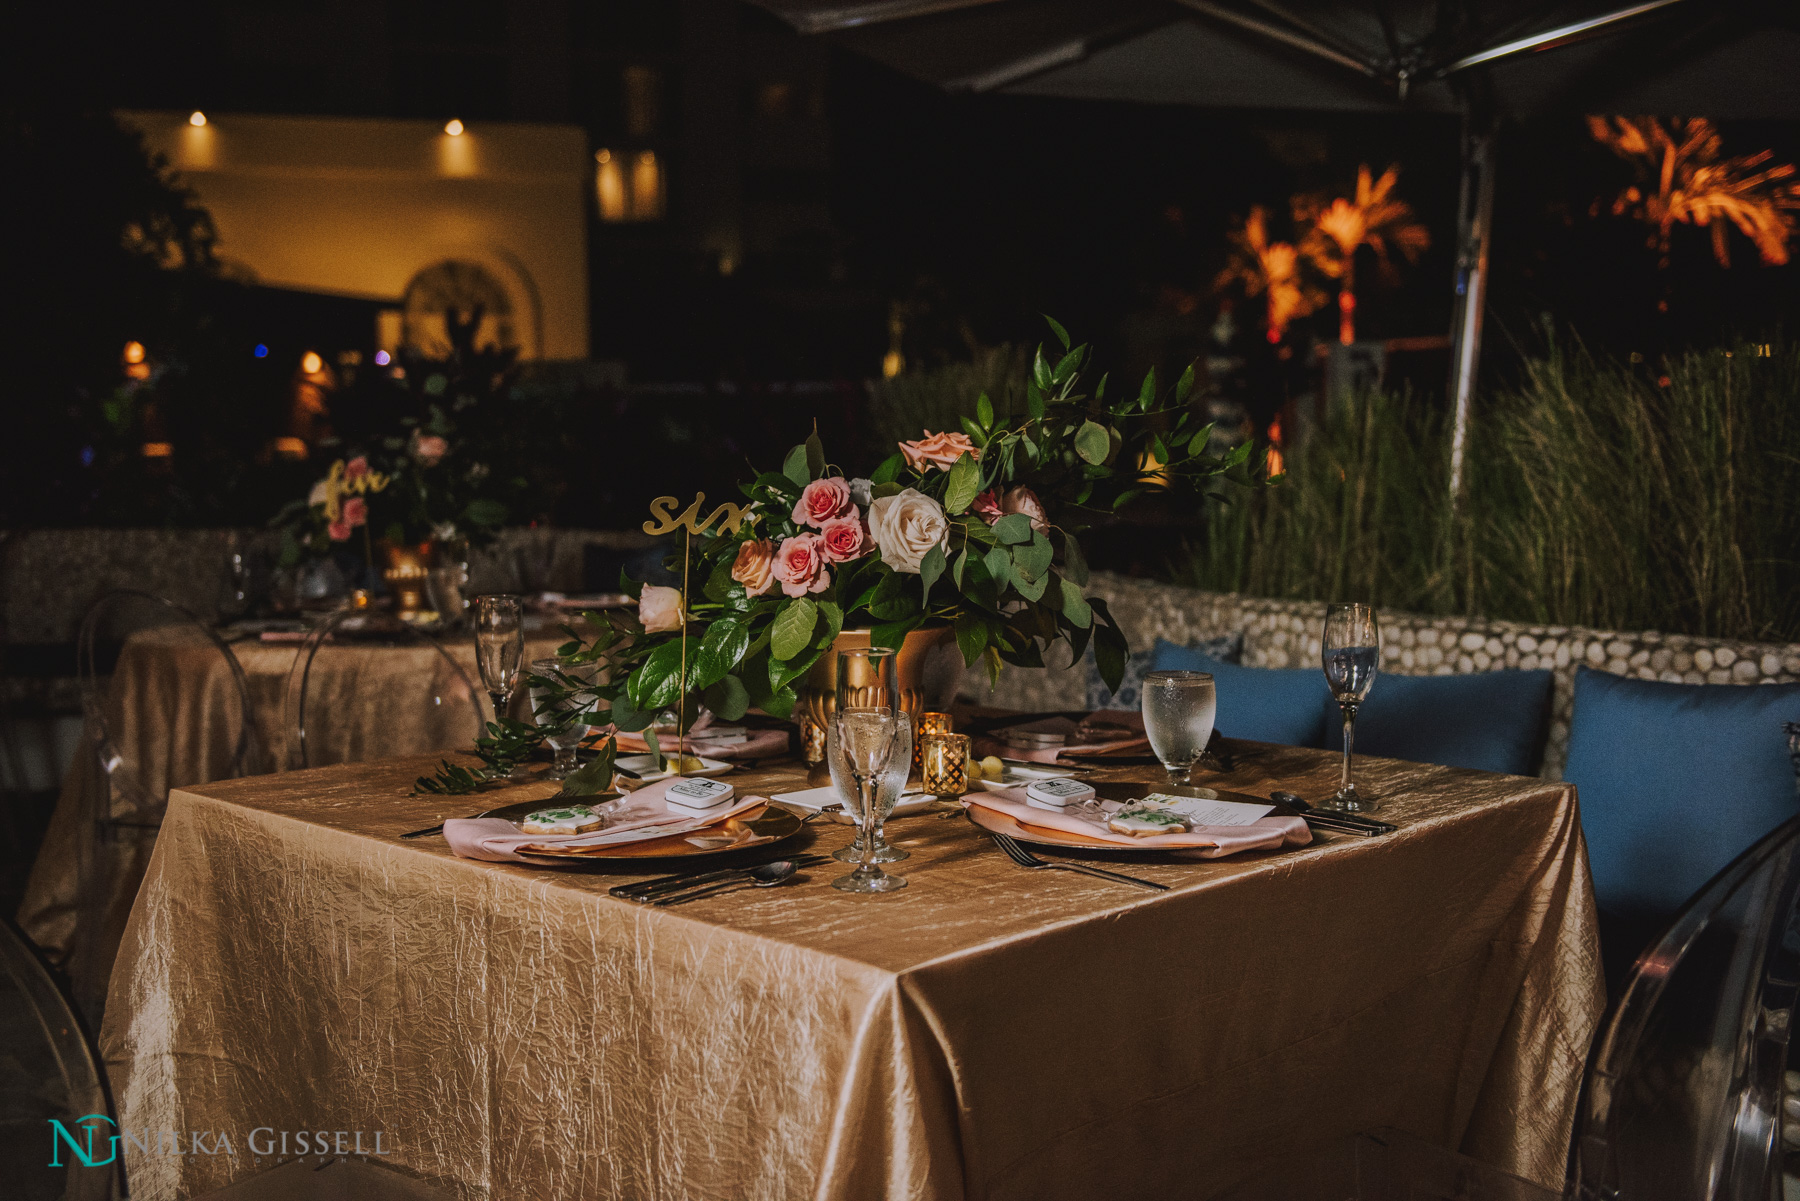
[
  {"left": 674, "top": 755, "right": 706, "bottom": 773},
  {"left": 979, "top": 756, "right": 1005, "bottom": 780}
]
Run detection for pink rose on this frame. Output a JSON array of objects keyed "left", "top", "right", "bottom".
[
  {"left": 638, "top": 585, "right": 685, "bottom": 633},
  {"left": 341, "top": 496, "right": 368, "bottom": 528},
  {"left": 898, "top": 430, "right": 980, "bottom": 473},
  {"left": 344, "top": 456, "right": 369, "bottom": 481},
  {"left": 731, "top": 538, "right": 776, "bottom": 596},
  {"left": 792, "top": 476, "right": 852, "bottom": 529},
  {"left": 327, "top": 519, "right": 352, "bottom": 542},
  {"left": 1000, "top": 486, "right": 1049, "bottom": 534},
  {"left": 412, "top": 433, "right": 448, "bottom": 467},
  {"left": 970, "top": 489, "right": 1004, "bottom": 522},
  {"left": 775, "top": 534, "right": 830, "bottom": 598},
  {"left": 818, "top": 515, "right": 867, "bottom": 563}
]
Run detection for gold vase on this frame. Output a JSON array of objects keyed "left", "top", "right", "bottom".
[
  {"left": 380, "top": 540, "right": 432, "bottom": 615},
  {"left": 796, "top": 626, "right": 959, "bottom": 765}
]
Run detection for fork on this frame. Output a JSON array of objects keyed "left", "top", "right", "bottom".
[{"left": 989, "top": 833, "right": 1170, "bottom": 891}]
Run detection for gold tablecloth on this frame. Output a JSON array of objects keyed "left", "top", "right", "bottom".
[
  {"left": 17, "top": 626, "right": 560, "bottom": 1015},
  {"left": 103, "top": 744, "right": 1602, "bottom": 1200}
]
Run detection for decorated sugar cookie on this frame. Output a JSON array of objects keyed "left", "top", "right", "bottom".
[{"left": 519, "top": 805, "right": 604, "bottom": 835}]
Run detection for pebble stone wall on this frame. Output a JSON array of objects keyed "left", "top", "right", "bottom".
[{"left": 964, "top": 572, "right": 1800, "bottom": 780}]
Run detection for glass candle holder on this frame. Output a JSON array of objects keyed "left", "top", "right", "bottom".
[
  {"left": 799, "top": 713, "right": 828, "bottom": 765},
  {"left": 920, "top": 732, "right": 970, "bottom": 797},
  {"left": 915, "top": 711, "right": 954, "bottom": 773}
]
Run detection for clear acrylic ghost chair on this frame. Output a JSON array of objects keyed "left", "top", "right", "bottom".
[
  {"left": 75, "top": 589, "right": 256, "bottom": 831},
  {"left": 1570, "top": 814, "right": 1800, "bottom": 1200},
  {"left": 0, "top": 915, "right": 120, "bottom": 1201},
  {"left": 282, "top": 609, "right": 485, "bottom": 771}
]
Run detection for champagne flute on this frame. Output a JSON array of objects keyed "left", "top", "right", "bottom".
[
  {"left": 473, "top": 595, "right": 525, "bottom": 723},
  {"left": 831, "top": 647, "right": 907, "bottom": 894},
  {"left": 1321, "top": 602, "right": 1380, "bottom": 812},
  {"left": 1142, "top": 670, "right": 1217, "bottom": 786},
  {"left": 529, "top": 657, "right": 596, "bottom": 780}
]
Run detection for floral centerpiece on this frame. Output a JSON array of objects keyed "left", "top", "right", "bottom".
[{"left": 417, "top": 321, "right": 1255, "bottom": 795}]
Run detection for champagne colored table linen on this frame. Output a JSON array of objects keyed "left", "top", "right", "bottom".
[
  {"left": 16, "top": 625, "right": 559, "bottom": 1013},
  {"left": 103, "top": 744, "right": 1603, "bottom": 1201}
]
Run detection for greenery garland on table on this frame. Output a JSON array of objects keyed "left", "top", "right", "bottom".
[{"left": 415, "top": 319, "right": 1258, "bottom": 796}]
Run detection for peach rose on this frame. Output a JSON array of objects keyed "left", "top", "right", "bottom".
[
  {"left": 730, "top": 538, "right": 777, "bottom": 596},
  {"left": 412, "top": 432, "right": 449, "bottom": 467},
  {"left": 792, "top": 476, "right": 852, "bottom": 529},
  {"left": 898, "top": 430, "right": 979, "bottom": 473},
  {"left": 327, "top": 519, "right": 352, "bottom": 542},
  {"left": 775, "top": 534, "right": 830, "bottom": 598},
  {"left": 1000, "top": 485, "right": 1049, "bottom": 534},
  {"left": 344, "top": 456, "right": 369, "bottom": 481},
  {"left": 818, "top": 515, "right": 867, "bottom": 563},
  {"left": 638, "top": 585, "right": 686, "bottom": 633}
]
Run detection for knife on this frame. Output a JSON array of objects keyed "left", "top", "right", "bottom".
[
  {"left": 610, "top": 853, "right": 828, "bottom": 901},
  {"left": 1271, "top": 791, "right": 1397, "bottom": 836}
]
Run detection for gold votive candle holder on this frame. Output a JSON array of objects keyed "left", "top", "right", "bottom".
[
  {"left": 920, "top": 732, "right": 970, "bottom": 797},
  {"left": 915, "top": 711, "right": 954, "bottom": 772},
  {"left": 799, "top": 713, "right": 828, "bottom": 766}
]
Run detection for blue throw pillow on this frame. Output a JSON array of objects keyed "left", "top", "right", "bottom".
[
  {"left": 1327, "top": 669, "right": 1554, "bottom": 776},
  {"left": 1151, "top": 639, "right": 1328, "bottom": 747},
  {"left": 1565, "top": 667, "right": 1800, "bottom": 919},
  {"left": 1088, "top": 632, "right": 1242, "bottom": 711}
]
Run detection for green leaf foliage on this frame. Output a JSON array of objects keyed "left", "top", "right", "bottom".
[
  {"left": 1074, "top": 420, "right": 1111, "bottom": 465},
  {"left": 944, "top": 452, "right": 981, "bottom": 513},
  {"left": 869, "top": 452, "right": 904, "bottom": 485},
  {"left": 703, "top": 674, "right": 750, "bottom": 721},
  {"left": 769, "top": 597, "right": 819, "bottom": 661},
  {"left": 992, "top": 513, "right": 1033, "bottom": 545},
  {"left": 805, "top": 431, "right": 826, "bottom": 480},
  {"left": 561, "top": 739, "right": 617, "bottom": 795},
  {"left": 1061, "top": 532, "right": 1089, "bottom": 585},
  {"left": 1044, "top": 314, "right": 1071, "bottom": 349},
  {"left": 919, "top": 542, "right": 947, "bottom": 609},
  {"left": 1059, "top": 576, "right": 1093, "bottom": 628},
  {"left": 976, "top": 392, "right": 994, "bottom": 429},
  {"left": 627, "top": 639, "right": 688, "bottom": 711},
  {"left": 690, "top": 618, "right": 750, "bottom": 689},
  {"left": 1014, "top": 531, "right": 1053, "bottom": 580},
  {"left": 954, "top": 610, "right": 989, "bottom": 665},
  {"left": 783, "top": 443, "right": 810, "bottom": 487}
]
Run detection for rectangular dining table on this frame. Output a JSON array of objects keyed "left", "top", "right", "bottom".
[{"left": 101, "top": 740, "right": 1603, "bottom": 1201}]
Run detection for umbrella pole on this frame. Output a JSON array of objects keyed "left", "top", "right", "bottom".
[{"left": 1447, "top": 124, "right": 1495, "bottom": 509}]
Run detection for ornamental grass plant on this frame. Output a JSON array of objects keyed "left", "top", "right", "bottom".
[{"left": 1178, "top": 334, "right": 1800, "bottom": 643}]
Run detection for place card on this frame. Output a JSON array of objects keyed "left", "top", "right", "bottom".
[{"left": 1136, "top": 794, "right": 1274, "bottom": 827}]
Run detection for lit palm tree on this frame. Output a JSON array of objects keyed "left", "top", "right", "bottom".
[
  {"left": 1297, "top": 164, "right": 1430, "bottom": 346},
  {"left": 1215, "top": 206, "right": 1324, "bottom": 342},
  {"left": 1588, "top": 116, "right": 1800, "bottom": 269}
]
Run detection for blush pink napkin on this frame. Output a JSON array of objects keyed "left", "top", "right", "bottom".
[
  {"left": 967, "top": 787, "right": 1310, "bottom": 859},
  {"left": 974, "top": 710, "right": 1152, "bottom": 763},
  {"left": 611, "top": 727, "right": 791, "bottom": 761},
  {"left": 443, "top": 778, "right": 767, "bottom": 863}
]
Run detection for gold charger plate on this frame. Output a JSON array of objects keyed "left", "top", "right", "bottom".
[
  {"left": 476, "top": 799, "right": 804, "bottom": 863},
  {"left": 965, "top": 784, "right": 1302, "bottom": 853}
]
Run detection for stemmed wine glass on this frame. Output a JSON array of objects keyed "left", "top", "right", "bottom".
[
  {"left": 473, "top": 595, "right": 525, "bottom": 724},
  {"left": 831, "top": 646, "right": 907, "bottom": 894},
  {"left": 1142, "top": 670, "right": 1217, "bottom": 786},
  {"left": 828, "top": 710, "right": 911, "bottom": 864},
  {"left": 1321, "top": 602, "right": 1380, "bottom": 812},
  {"left": 529, "top": 657, "right": 597, "bottom": 780}
]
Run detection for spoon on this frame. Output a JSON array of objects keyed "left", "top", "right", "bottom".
[{"left": 652, "top": 859, "right": 800, "bottom": 906}]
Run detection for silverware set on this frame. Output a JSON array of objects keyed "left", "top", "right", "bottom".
[
  {"left": 1270, "top": 791, "right": 1397, "bottom": 837},
  {"left": 610, "top": 854, "right": 827, "bottom": 906},
  {"left": 989, "top": 833, "right": 1170, "bottom": 891}
]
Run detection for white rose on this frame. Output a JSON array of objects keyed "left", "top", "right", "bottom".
[
  {"left": 308, "top": 479, "right": 329, "bottom": 507},
  {"left": 867, "top": 488, "right": 947, "bottom": 574},
  {"left": 638, "top": 585, "right": 686, "bottom": 633}
]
